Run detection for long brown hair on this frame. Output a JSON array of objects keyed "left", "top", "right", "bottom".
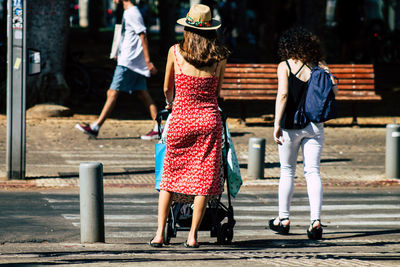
[{"left": 179, "top": 27, "right": 230, "bottom": 68}]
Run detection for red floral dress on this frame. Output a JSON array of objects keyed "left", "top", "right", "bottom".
[{"left": 159, "top": 45, "right": 222, "bottom": 197}]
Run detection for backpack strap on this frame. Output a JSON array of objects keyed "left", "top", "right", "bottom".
[{"left": 173, "top": 44, "right": 183, "bottom": 74}]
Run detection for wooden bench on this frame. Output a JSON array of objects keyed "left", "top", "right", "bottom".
[{"left": 221, "top": 63, "right": 382, "bottom": 124}]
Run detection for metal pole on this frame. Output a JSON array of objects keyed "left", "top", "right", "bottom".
[
  {"left": 79, "top": 162, "right": 105, "bottom": 243},
  {"left": 386, "top": 124, "right": 400, "bottom": 179},
  {"left": 6, "top": 0, "right": 26, "bottom": 179},
  {"left": 247, "top": 137, "right": 265, "bottom": 179}
]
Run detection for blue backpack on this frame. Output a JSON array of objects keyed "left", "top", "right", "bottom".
[{"left": 305, "top": 66, "right": 337, "bottom": 123}]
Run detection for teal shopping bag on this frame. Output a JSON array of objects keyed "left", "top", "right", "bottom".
[{"left": 154, "top": 143, "right": 166, "bottom": 190}]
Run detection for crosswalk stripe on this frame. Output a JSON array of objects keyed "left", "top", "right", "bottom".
[
  {"left": 105, "top": 230, "right": 278, "bottom": 238},
  {"left": 66, "top": 160, "right": 154, "bottom": 165},
  {"left": 62, "top": 214, "right": 400, "bottom": 221},
  {"left": 44, "top": 196, "right": 400, "bottom": 204},
  {"left": 63, "top": 214, "right": 157, "bottom": 220},
  {"left": 241, "top": 196, "right": 400, "bottom": 203},
  {"left": 234, "top": 204, "right": 400, "bottom": 212},
  {"left": 235, "top": 214, "right": 400, "bottom": 220},
  {"left": 51, "top": 204, "right": 400, "bottom": 211},
  {"left": 72, "top": 222, "right": 158, "bottom": 227},
  {"left": 71, "top": 220, "right": 399, "bottom": 228},
  {"left": 44, "top": 198, "right": 158, "bottom": 204},
  {"left": 44, "top": 195, "right": 400, "bottom": 235},
  {"left": 61, "top": 153, "right": 153, "bottom": 158}
]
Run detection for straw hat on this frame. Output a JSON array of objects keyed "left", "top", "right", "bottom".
[{"left": 177, "top": 4, "right": 221, "bottom": 30}]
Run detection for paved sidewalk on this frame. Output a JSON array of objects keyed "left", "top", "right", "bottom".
[{"left": 0, "top": 115, "right": 399, "bottom": 189}]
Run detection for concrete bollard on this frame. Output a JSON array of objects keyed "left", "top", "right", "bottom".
[
  {"left": 79, "top": 162, "right": 105, "bottom": 243},
  {"left": 247, "top": 138, "right": 266, "bottom": 179},
  {"left": 386, "top": 124, "right": 400, "bottom": 179}
]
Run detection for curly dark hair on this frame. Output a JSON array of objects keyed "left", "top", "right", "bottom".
[
  {"left": 278, "top": 27, "right": 324, "bottom": 64},
  {"left": 179, "top": 27, "right": 230, "bottom": 68}
]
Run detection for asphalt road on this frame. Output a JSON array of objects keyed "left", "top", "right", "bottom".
[{"left": 0, "top": 187, "right": 399, "bottom": 266}]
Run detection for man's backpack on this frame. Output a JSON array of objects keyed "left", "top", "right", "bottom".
[{"left": 305, "top": 66, "right": 337, "bottom": 123}]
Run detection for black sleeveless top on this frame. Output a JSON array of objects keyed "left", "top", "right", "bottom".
[{"left": 280, "top": 61, "right": 311, "bottom": 129}]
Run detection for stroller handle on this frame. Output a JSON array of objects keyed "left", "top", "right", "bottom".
[{"left": 156, "top": 109, "right": 172, "bottom": 139}]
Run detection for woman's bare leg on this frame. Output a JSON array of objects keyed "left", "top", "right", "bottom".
[
  {"left": 151, "top": 190, "right": 173, "bottom": 244},
  {"left": 187, "top": 195, "right": 208, "bottom": 246}
]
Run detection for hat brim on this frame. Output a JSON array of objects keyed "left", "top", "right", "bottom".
[{"left": 177, "top": 17, "right": 221, "bottom": 30}]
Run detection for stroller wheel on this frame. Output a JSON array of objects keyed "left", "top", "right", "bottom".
[
  {"left": 217, "top": 223, "right": 233, "bottom": 244},
  {"left": 164, "top": 212, "right": 174, "bottom": 245}
]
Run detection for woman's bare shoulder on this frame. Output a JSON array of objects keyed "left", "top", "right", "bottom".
[{"left": 277, "top": 61, "right": 289, "bottom": 72}]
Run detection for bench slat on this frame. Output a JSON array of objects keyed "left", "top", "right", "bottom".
[
  {"left": 223, "top": 78, "right": 374, "bottom": 85},
  {"left": 224, "top": 73, "right": 374, "bottom": 79},
  {"left": 225, "top": 67, "right": 277, "bottom": 73},
  {"left": 222, "top": 84, "right": 375, "bottom": 90},
  {"left": 226, "top": 64, "right": 277, "bottom": 67},
  {"left": 221, "top": 89, "right": 378, "bottom": 95},
  {"left": 222, "top": 95, "right": 382, "bottom": 101},
  {"left": 333, "top": 73, "right": 375, "bottom": 78},
  {"left": 223, "top": 78, "right": 278, "bottom": 84},
  {"left": 329, "top": 68, "right": 374, "bottom": 73},
  {"left": 224, "top": 73, "right": 277, "bottom": 78}
]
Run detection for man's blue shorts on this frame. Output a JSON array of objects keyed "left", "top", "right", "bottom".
[{"left": 109, "top": 65, "right": 147, "bottom": 94}]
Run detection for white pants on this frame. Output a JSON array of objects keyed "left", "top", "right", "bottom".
[{"left": 278, "top": 122, "right": 324, "bottom": 221}]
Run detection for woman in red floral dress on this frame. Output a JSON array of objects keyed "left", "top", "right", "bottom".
[{"left": 150, "top": 4, "right": 229, "bottom": 248}]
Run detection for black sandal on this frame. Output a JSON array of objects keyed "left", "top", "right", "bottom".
[
  {"left": 184, "top": 240, "right": 200, "bottom": 248},
  {"left": 148, "top": 237, "right": 163, "bottom": 248},
  {"left": 307, "top": 219, "right": 325, "bottom": 240},
  {"left": 268, "top": 217, "right": 290, "bottom": 235}
]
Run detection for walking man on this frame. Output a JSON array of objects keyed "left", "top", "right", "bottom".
[{"left": 75, "top": 0, "right": 159, "bottom": 140}]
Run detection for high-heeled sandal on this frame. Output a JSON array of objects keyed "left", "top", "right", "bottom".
[
  {"left": 307, "top": 219, "right": 325, "bottom": 240},
  {"left": 148, "top": 237, "right": 163, "bottom": 248},
  {"left": 268, "top": 217, "right": 290, "bottom": 235}
]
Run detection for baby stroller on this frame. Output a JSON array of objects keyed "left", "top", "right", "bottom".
[{"left": 155, "top": 109, "right": 236, "bottom": 245}]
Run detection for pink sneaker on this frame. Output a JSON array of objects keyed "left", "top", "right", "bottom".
[
  {"left": 141, "top": 129, "right": 159, "bottom": 140},
  {"left": 75, "top": 123, "right": 99, "bottom": 138}
]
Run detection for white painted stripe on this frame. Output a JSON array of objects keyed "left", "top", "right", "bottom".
[
  {"left": 50, "top": 204, "right": 157, "bottom": 210},
  {"left": 327, "top": 221, "right": 400, "bottom": 226},
  {"left": 66, "top": 160, "right": 154, "bottom": 165},
  {"left": 27, "top": 164, "right": 152, "bottom": 168},
  {"left": 73, "top": 221, "right": 158, "bottom": 227},
  {"left": 105, "top": 230, "right": 276, "bottom": 238},
  {"left": 45, "top": 196, "right": 400, "bottom": 204},
  {"left": 61, "top": 154, "right": 153, "bottom": 158},
  {"left": 250, "top": 197, "right": 400, "bottom": 203},
  {"left": 106, "top": 228, "right": 400, "bottom": 239},
  {"left": 63, "top": 214, "right": 157, "bottom": 220},
  {"left": 45, "top": 198, "right": 158, "bottom": 204},
  {"left": 62, "top": 213, "right": 400, "bottom": 223},
  {"left": 234, "top": 204, "right": 400, "bottom": 212},
  {"left": 27, "top": 151, "right": 152, "bottom": 154},
  {"left": 49, "top": 203, "right": 399, "bottom": 212},
  {"left": 235, "top": 214, "right": 400, "bottom": 220},
  {"left": 233, "top": 220, "right": 400, "bottom": 227}
]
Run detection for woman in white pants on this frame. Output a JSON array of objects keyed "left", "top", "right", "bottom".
[{"left": 269, "top": 27, "right": 337, "bottom": 240}]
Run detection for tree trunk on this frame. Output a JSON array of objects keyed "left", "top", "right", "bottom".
[
  {"left": 158, "top": 0, "right": 178, "bottom": 54},
  {"left": 27, "top": 0, "right": 70, "bottom": 107}
]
